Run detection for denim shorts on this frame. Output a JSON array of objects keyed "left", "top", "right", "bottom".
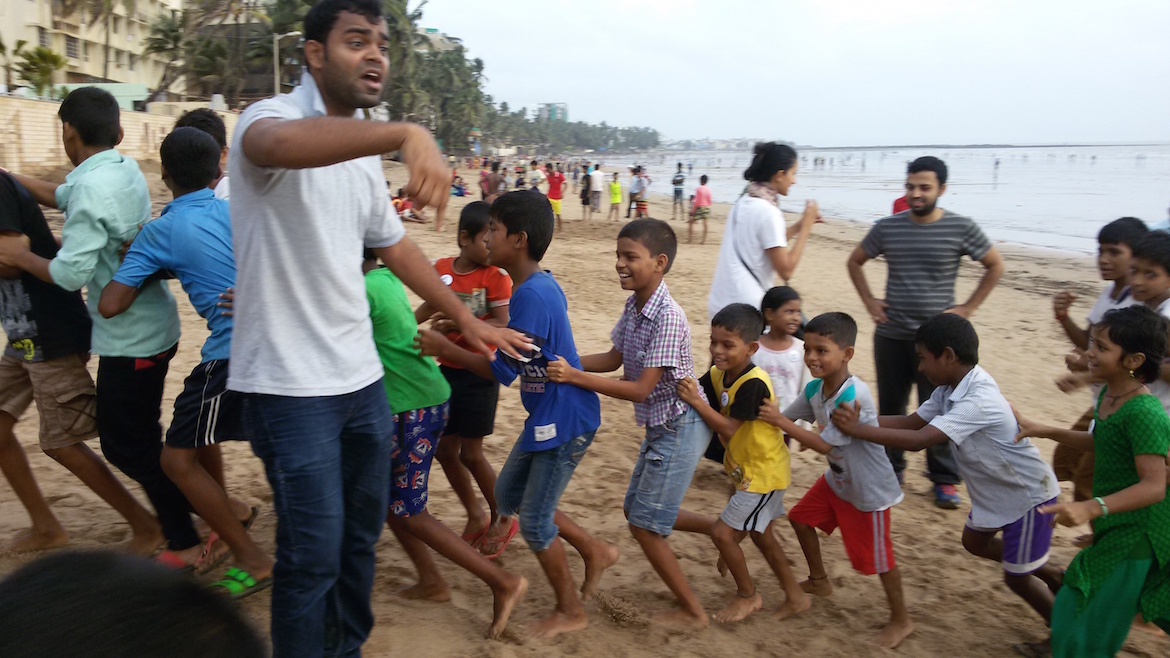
[
  {"left": 495, "top": 431, "right": 595, "bottom": 552},
  {"left": 624, "top": 406, "right": 709, "bottom": 536}
]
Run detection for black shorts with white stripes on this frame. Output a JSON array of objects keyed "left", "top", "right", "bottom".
[{"left": 165, "top": 359, "right": 245, "bottom": 449}]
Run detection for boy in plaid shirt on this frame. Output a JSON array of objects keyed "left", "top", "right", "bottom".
[{"left": 548, "top": 218, "right": 712, "bottom": 629}]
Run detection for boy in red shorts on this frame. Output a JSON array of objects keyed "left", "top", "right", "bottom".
[{"left": 758, "top": 312, "right": 913, "bottom": 649}]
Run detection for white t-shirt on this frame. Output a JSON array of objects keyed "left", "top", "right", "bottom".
[
  {"left": 752, "top": 337, "right": 810, "bottom": 413},
  {"left": 213, "top": 175, "right": 230, "bottom": 200},
  {"left": 1085, "top": 284, "right": 1136, "bottom": 403},
  {"left": 915, "top": 366, "right": 1061, "bottom": 529},
  {"left": 707, "top": 196, "right": 787, "bottom": 321},
  {"left": 1147, "top": 298, "right": 1170, "bottom": 413},
  {"left": 227, "top": 72, "right": 405, "bottom": 396},
  {"left": 588, "top": 169, "right": 605, "bottom": 194},
  {"left": 528, "top": 168, "right": 545, "bottom": 191}
]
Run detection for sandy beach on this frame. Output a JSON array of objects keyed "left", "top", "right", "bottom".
[{"left": 1, "top": 160, "right": 1167, "bottom": 657}]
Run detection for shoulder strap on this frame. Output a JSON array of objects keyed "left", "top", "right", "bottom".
[{"left": 727, "top": 195, "right": 769, "bottom": 291}]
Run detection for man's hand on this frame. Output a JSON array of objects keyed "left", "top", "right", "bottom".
[
  {"left": 217, "top": 287, "right": 234, "bottom": 317},
  {"left": 456, "top": 316, "right": 532, "bottom": 361},
  {"left": 945, "top": 304, "right": 972, "bottom": 319},
  {"left": 677, "top": 376, "right": 702, "bottom": 407},
  {"left": 1053, "top": 290, "right": 1076, "bottom": 319},
  {"left": 865, "top": 298, "right": 889, "bottom": 324},
  {"left": 414, "top": 328, "right": 452, "bottom": 359},
  {"left": 546, "top": 356, "right": 577, "bottom": 384},
  {"left": 400, "top": 124, "right": 451, "bottom": 211},
  {"left": 0, "top": 234, "right": 32, "bottom": 268},
  {"left": 1039, "top": 500, "right": 1101, "bottom": 528},
  {"left": 830, "top": 400, "right": 862, "bottom": 435}
]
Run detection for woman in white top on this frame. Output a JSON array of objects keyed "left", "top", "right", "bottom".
[{"left": 707, "top": 142, "right": 819, "bottom": 321}]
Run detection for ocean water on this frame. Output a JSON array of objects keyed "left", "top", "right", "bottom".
[{"left": 606, "top": 144, "right": 1170, "bottom": 254}]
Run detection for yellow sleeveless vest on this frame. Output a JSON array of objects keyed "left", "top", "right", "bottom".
[{"left": 711, "top": 365, "right": 792, "bottom": 493}]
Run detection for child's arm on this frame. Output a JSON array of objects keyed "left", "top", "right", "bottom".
[
  {"left": 757, "top": 398, "right": 832, "bottom": 455},
  {"left": 98, "top": 281, "right": 141, "bottom": 318},
  {"left": 2, "top": 171, "right": 59, "bottom": 208},
  {"left": 0, "top": 187, "right": 110, "bottom": 287},
  {"left": 678, "top": 376, "right": 741, "bottom": 442},
  {"left": 547, "top": 355, "right": 659, "bottom": 403},
  {"left": 415, "top": 328, "right": 495, "bottom": 380},
  {"left": 832, "top": 402, "right": 948, "bottom": 451},
  {"left": 1053, "top": 291, "right": 1089, "bottom": 351},
  {"left": 1012, "top": 407, "right": 1095, "bottom": 451},
  {"left": 1042, "top": 453, "right": 1166, "bottom": 527},
  {"left": 97, "top": 224, "right": 168, "bottom": 318},
  {"left": 578, "top": 348, "right": 623, "bottom": 373}
]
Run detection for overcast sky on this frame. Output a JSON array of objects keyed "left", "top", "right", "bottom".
[{"left": 417, "top": 0, "right": 1170, "bottom": 147}]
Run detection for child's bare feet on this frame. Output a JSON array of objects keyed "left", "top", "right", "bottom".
[
  {"left": 5, "top": 526, "right": 69, "bottom": 553},
  {"left": 800, "top": 575, "right": 833, "bottom": 597},
  {"left": 528, "top": 610, "right": 589, "bottom": 639},
  {"left": 873, "top": 617, "right": 915, "bottom": 649},
  {"left": 580, "top": 541, "right": 620, "bottom": 600},
  {"left": 714, "top": 591, "right": 762, "bottom": 623},
  {"left": 774, "top": 592, "right": 811, "bottom": 620},
  {"left": 395, "top": 581, "right": 451, "bottom": 602},
  {"left": 652, "top": 608, "right": 710, "bottom": 630},
  {"left": 487, "top": 575, "right": 528, "bottom": 639}
]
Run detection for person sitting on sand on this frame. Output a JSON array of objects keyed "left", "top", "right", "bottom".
[{"left": 393, "top": 188, "right": 428, "bottom": 223}]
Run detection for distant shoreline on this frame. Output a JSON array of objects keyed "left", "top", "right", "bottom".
[{"left": 793, "top": 142, "right": 1170, "bottom": 151}]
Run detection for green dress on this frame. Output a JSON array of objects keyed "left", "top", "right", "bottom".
[{"left": 1051, "top": 392, "right": 1170, "bottom": 657}]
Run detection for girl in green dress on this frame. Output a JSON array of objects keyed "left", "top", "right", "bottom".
[{"left": 1016, "top": 305, "right": 1170, "bottom": 657}]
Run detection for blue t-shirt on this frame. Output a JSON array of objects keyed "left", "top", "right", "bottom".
[
  {"left": 113, "top": 189, "right": 235, "bottom": 363},
  {"left": 490, "top": 271, "right": 601, "bottom": 451}
]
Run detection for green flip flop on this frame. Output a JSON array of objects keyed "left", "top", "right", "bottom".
[{"left": 211, "top": 567, "right": 272, "bottom": 600}]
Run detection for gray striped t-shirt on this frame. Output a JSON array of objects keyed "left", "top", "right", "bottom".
[{"left": 861, "top": 211, "right": 992, "bottom": 340}]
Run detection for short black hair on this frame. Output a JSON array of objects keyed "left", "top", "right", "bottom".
[
  {"left": 761, "top": 286, "right": 800, "bottom": 312},
  {"left": 618, "top": 218, "right": 677, "bottom": 274},
  {"left": 804, "top": 312, "right": 857, "bottom": 348},
  {"left": 491, "top": 161, "right": 499, "bottom": 172},
  {"left": 700, "top": 174, "right": 708, "bottom": 184},
  {"left": 907, "top": 156, "right": 948, "bottom": 186},
  {"left": 1132, "top": 230, "right": 1170, "bottom": 276},
  {"left": 0, "top": 550, "right": 266, "bottom": 658},
  {"left": 160, "top": 127, "right": 220, "bottom": 192},
  {"left": 174, "top": 108, "right": 227, "bottom": 150},
  {"left": 711, "top": 303, "right": 764, "bottom": 343},
  {"left": 458, "top": 201, "right": 491, "bottom": 240},
  {"left": 1095, "top": 306, "right": 1168, "bottom": 384},
  {"left": 304, "top": 0, "right": 382, "bottom": 45},
  {"left": 915, "top": 313, "right": 979, "bottom": 365},
  {"left": 1098, "top": 216, "right": 1148, "bottom": 250},
  {"left": 490, "top": 189, "right": 554, "bottom": 261},
  {"left": 58, "top": 87, "right": 120, "bottom": 147}
]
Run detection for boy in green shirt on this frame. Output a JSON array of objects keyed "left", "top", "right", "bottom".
[{"left": 364, "top": 251, "right": 527, "bottom": 639}]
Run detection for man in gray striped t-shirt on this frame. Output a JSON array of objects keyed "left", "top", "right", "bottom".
[{"left": 846, "top": 156, "right": 1005, "bottom": 509}]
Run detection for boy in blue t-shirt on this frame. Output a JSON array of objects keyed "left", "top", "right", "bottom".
[
  {"left": 419, "top": 190, "right": 619, "bottom": 639},
  {"left": 99, "top": 128, "right": 272, "bottom": 594}
]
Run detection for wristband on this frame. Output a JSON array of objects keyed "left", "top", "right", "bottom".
[{"left": 1094, "top": 496, "right": 1108, "bottom": 517}]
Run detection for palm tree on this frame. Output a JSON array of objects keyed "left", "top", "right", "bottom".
[
  {"left": 141, "top": 11, "right": 186, "bottom": 103},
  {"left": 17, "top": 46, "right": 68, "bottom": 97},
  {"left": 0, "top": 35, "right": 29, "bottom": 91},
  {"left": 77, "top": 0, "right": 137, "bottom": 81}
]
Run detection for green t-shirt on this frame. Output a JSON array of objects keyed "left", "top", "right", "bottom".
[{"left": 366, "top": 268, "right": 450, "bottom": 414}]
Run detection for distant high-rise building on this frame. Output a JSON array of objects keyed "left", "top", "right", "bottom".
[
  {"left": 537, "top": 102, "right": 568, "bottom": 123},
  {"left": 416, "top": 27, "right": 462, "bottom": 52}
]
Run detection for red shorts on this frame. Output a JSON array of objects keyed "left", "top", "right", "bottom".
[{"left": 788, "top": 475, "right": 895, "bottom": 575}]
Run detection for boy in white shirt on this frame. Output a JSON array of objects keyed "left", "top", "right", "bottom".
[{"left": 832, "top": 314, "right": 1064, "bottom": 630}]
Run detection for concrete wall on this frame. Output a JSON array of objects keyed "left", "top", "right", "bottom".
[{"left": 0, "top": 95, "right": 237, "bottom": 175}]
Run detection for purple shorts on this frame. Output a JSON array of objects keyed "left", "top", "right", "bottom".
[
  {"left": 389, "top": 402, "right": 450, "bottom": 518},
  {"left": 966, "top": 497, "right": 1058, "bottom": 575}
]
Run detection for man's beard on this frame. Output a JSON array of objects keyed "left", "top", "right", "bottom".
[{"left": 910, "top": 200, "right": 937, "bottom": 217}]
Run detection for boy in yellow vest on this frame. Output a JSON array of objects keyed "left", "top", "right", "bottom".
[{"left": 678, "top": 303, "right": 810, "bottom": 623}]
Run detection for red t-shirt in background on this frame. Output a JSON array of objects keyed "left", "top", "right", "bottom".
[
  {"left": 892, "top": 195, "right": 909, "bottom": 214},
  {"left": 433, "top": 256, "right": 513, "bottom": 368},
  {"left": 547, "top": 171, "right": 565, "bottom": 200}
]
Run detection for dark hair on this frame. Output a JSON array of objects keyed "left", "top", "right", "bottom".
[
  {"left": 491, "top": 161, "right": 500, "bottom": 172},
  {"left": 1132, "top": 230, "right": 1170, "bottom": 276},
  {"left": 362, "top": 247, "right": 377, "bottom": 261},
  {"left": 160, "top": 127, "right": 220, "bottom": 192},
  {"left": 677, "top": 162, "right": 683, "bottom": 170},
  {"left": 1095, "top": 306, "right": 1168, "bottom": 384},
  {"left": 700, "top": 174, "right": 708, "bottom": 184},
  {"left": 0, "top": 550, "right": 265, "bottom": 658},
  {"left": 490, "top": 190, "right": 554, "bottom": 260},
  {"left": 907, "top": 156, "right": 948, "bottom": 186},
  {"left": 174, "top": 108, "right": 227, "bottom": 150},
  {"left": 58, "top": 87, "right": 120, "bottom": 147},
  {"left": 458, "top": 201, "right": 491, "bottom": 240},
  {"left": 804, "top": 312, "right": 857, "bottom": 348},
  {"left": 618, "top": 218, "right": 677, "bottom": 274},
  {"left": 1098, "top": 216, "right": 1148, "bottom": 250},
  {"left": 743, "top": 142, "right": 797, "bottom": 183},
  {"left": 761, "top": 286, "right": 801, "bottom": 313},
  {"left": 915, "top": 313, "right": 979, "bottom": 365},
  {"left": 304, "top": 0, "right": 382, "bottom": 44},
  {"left": 530, "top": 160, "right": 538, "bottom": 167},
  {"left": 711, "top": 303, "right": 765, "bottom": 343}
]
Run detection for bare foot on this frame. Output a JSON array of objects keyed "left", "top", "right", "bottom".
[
  {"left": 395, "top": 582, "right": 451, "bottom": 602},
  {"left": 775, "top": 592, "right": 811, "bottom": 620},
  {"left": 800, "top": 576, "right": 832, "bottom": 597},
  {"left": 714, "top": 591, "right": 762, "bottom": 623},
  {"left": 528, "top": 610, "right": 589, "bottom": 639},
  {"left": 125, "top": 526, "right": 166, "bottom": 556},
  {"left": 872, "top": 617, "right": 915, "bottom": 649},
  {"left": 5, "top": 526, "right": 69, "bottom": 553},
  {"left": 651, "top": 608, "right": 709, "bottom": 630},
  {"left": 580, "top": 542, "right": 620, "bottom": 600},
  {"left": 488, "top": 576, "right": 528, "bottom": 639}
]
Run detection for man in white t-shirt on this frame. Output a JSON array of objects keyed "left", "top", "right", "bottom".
[
  {"left": 527, "top": 160, "right": 545, "bottom": 193},
  {"left": 588, "top": 164, "right": 605, "bottom": 214},
  {"left": 229, "top": 2, "right": 526, "bottom": 655}
]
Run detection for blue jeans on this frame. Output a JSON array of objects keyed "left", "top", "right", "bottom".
[
  {"left": 495, "top": 431, "right": 594, "bottom": 551},
  {"left": 624, "top": 406, "right": 709, "bottom": 536},
  {"left": 244, "top": 381, "right": 394, "bottom": 658}
]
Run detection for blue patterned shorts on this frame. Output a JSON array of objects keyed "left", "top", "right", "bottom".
[{"left": 389, "top": 401, "right": 450, "bottom": 518}]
